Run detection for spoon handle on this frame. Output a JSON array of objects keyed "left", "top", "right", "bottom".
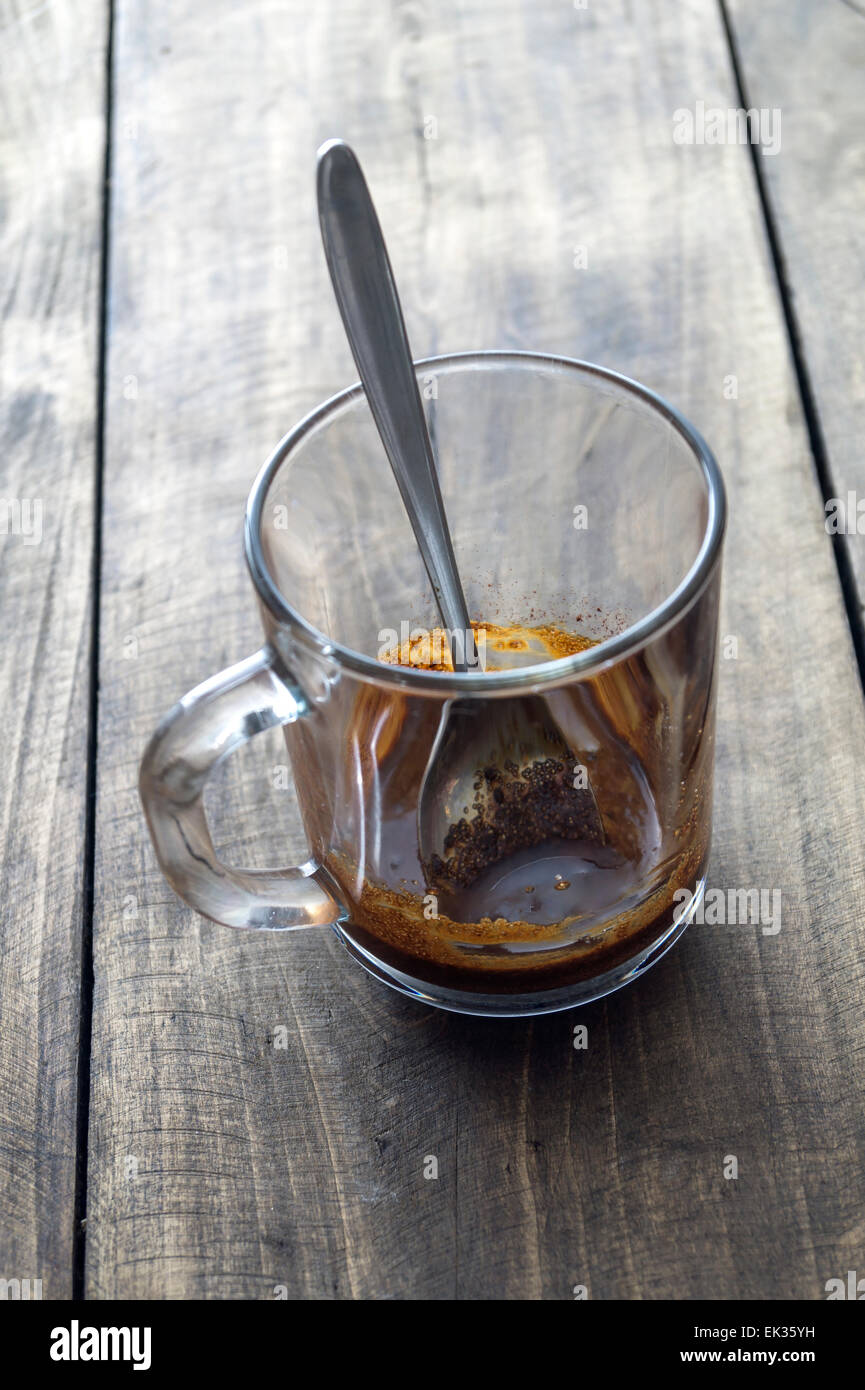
[{"left": 317, "top": 139, "right": 474, "bottom": 671}]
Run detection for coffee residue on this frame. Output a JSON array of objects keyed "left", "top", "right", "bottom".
[
  {"left": 379, "top": 620, "right": 595, "bottom": 671},
  {"left": 381, "top": 619, "right": 605, "bottom": 897},
  {"left": 430, "top": 758, "right": 605, "bottom": 891},
  {"left": 307, "top": 614, "right": 714, "bottom": 991}
]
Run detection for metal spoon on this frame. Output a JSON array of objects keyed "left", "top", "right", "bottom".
[
  {"left": 317, "top": 138, "right": 475, "bottom": 673},
  {"left": 316, "top": 140, "right": 603, "bottom": 905}
]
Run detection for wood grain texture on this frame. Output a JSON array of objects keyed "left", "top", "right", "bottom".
[
  {"left": 725, "top": 0, "right": 865, "bottom": 609},
  {"left": 0, "top": 0, "right": 107, "bottom": 1296},
  {"left": 86, "top": 0, "right": 865, "bottom": 1299}
]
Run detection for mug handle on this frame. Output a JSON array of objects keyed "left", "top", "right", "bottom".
[{"left": 139, "top": 645, "right": 344, "bottom": 930}]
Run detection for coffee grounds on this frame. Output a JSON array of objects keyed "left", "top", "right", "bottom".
[
  {"left": 380, "top": 617, "right": 605, "bottom": 891},
  {"left": 431, "top": 757, "right": 604, "bottom": 890}
]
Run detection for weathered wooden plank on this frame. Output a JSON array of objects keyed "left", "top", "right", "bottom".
[
  {"left": 88, "top": 0, "right": 865, "bottom": 1299},
  {"left": 725, "top": 0, "right": 865, "bottom": 613},
  {"left": 0, "top": 0, "right": 107, "bottom": 1297}
]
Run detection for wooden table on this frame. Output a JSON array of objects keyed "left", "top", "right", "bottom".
[{"left": 3, "top": 0, "right": 864, "bottom": 1300}]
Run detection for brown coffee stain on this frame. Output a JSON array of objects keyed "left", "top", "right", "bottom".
[
  {"left": 379, "top": 620, "right": 595, "bottom": 671},
  {"left": 290, "top": 604, "right": 719, "bottom": 995},
  {"left": 335, "top": 826, "right": 707, "bottom": 988}
]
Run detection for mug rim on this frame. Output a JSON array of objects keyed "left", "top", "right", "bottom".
[{"left": 245, "top": 349, "right": 727, "bottom": 693}]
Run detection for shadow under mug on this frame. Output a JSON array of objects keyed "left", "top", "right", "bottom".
[{"left": 140, "top": 351, "right": 726, "bottom": 1016}]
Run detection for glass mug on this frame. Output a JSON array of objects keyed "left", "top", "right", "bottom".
[{"left": 140, "top": 352, "right": 726, "bottom": 1016}]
